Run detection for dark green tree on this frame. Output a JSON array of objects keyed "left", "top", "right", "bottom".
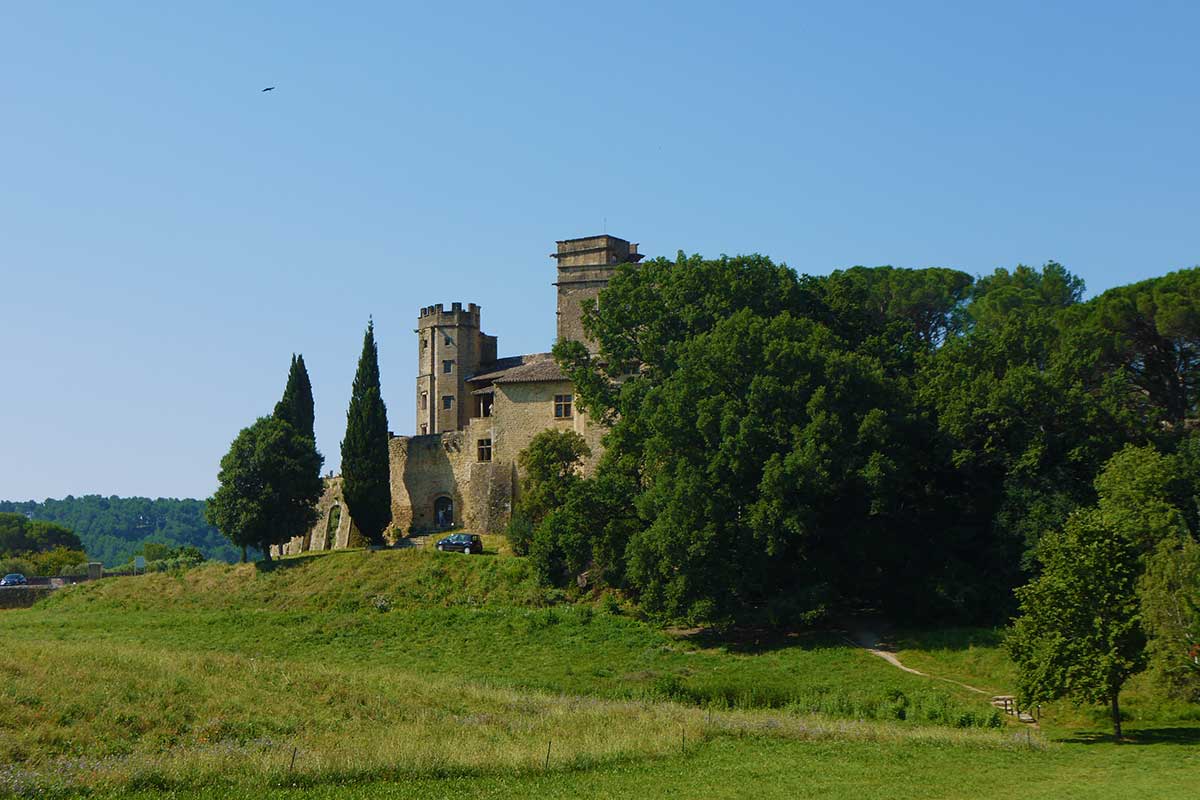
[
  {"left": 918, "top": 261, "right": 1121, "bottom": 576},
  {"left": 206, "top": 416, "right": 324, "bottom": 562},
  {"left": 274, "top": 353, "right": 315, "bottom": 440},
  {"left": 1066, "top": 268, "right": 1200, "bottom": 430},
  {"left": 0, "top": 513, "right": 83, "bottom": 557},
  {"left": 966, "top": 261, "right": 1084, "bottom": 331},
  {"left": 340, "top": 319, "right": 392, "bottom": 545},
  {"left": 1006, "top": 508, "right": 1146, "bottom": 739},
  {"left": 554, "top": 253, "right": 978, "bottom": 621},
  {"left": 516, "top": 430, "right": 591, "bottom": 525},
  {"left": 510, "top": 429, "right": 591, "bottom": 572}
]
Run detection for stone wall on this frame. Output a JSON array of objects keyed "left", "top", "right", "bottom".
[
  {"left": 0, "top": 586, "right": 54, "bottom": 610},
  {"left": 274, "top": 477, "right": 358, "bottom": 557},
  {"left": 492, "top": 379, "right": 605, "bottom": 475},
  {"left": 388, "top": 432, "right": 514, "bottom": 535}
]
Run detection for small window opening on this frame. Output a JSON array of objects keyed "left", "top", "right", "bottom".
[
  {"left": 443, "top": 395, "right": 454, "bottom": 410},
  {"left": 475, "top": 394, "right": 494, "bottom": 418},
  {"left": 554, "top": 394, "right": 573, "bottom": 419},
  {"left": 443, "top": 360, "right": 454, "bottom": 374},
  {"left": 477, "top": 438, "right": 492, "bottom": 462}
]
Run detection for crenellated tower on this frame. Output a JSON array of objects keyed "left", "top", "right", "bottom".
[{"left": 415, "top": 302, "right": 497, "bottom": 435}]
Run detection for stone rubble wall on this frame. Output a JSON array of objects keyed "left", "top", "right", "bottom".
[{"left": 273, "top": 476, "right": 358, "bottom": 558}]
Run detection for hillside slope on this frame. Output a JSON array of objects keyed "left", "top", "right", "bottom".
[{"left": 3, "top": 549, "right": 1199, "bottom": 797}]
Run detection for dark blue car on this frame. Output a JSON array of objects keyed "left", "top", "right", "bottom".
[
  {"left": 0, "top": 573, "right": 28, "bottom": 586},
  {"left": 435, "top": 533, "right": 483, "bottom": 554}
]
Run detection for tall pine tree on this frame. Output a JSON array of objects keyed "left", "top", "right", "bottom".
[
  {"left": 274, "top": 354, "right": 315, "bottom": 440},
  {"left": 341, "top": 319, "right": 392, "bottom": 545}
]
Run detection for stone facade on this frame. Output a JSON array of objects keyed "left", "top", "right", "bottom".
[
  {"left": 386, "top": 432, "right": 514, "bottom": 535},
  {"left": 276, "top": 234, "right": 639, "bottom": 556}
]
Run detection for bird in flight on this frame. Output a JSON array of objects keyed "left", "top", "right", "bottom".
[{"left": 262, "top": 86, "right": 275, "bottom": 92}]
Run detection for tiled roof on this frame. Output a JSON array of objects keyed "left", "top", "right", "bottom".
[{"left": 467, "top": 353, "right": 566, "bottom": 384}]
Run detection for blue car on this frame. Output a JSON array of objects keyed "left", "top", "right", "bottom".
[
  {"left": 435, "top": 533, "right": 483, "bottom": 554},
  {"left": 0, "top": 573, "right": 28, "bottom": 586}
]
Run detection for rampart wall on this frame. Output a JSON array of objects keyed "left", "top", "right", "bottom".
[{"left": 388, "top": 433, "right": 514, "bottom": 535}]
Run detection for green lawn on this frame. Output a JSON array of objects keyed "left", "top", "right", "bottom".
[{"left": 1, "top": 549, "right": 1197, "bottom": 798}]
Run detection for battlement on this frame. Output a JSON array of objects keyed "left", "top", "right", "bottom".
[{"left": 417, "top": 302, "right": 481, "bottom": 328}]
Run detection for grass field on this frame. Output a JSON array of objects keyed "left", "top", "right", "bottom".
[{"left": 1, "top": 548, "right": 1197, "bottom": 798}]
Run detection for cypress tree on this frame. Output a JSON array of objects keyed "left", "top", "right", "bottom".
[
  {"left": 340, "top": 319, "right": 392, "bottom": 545},
  {"left": 274, "top": 353, "right": 316, "bottom": 440}
]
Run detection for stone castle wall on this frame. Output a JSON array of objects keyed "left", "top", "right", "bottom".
[{"left": 388, "top": 432, "right": 514, "bottom": 535}]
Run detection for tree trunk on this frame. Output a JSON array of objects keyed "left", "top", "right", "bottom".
[
  {"left": 1111, "top": 692, "right": 1122, "bottom": 740},
  {"left": 240, "top": 545, "right": 247, "bottom": 564}
]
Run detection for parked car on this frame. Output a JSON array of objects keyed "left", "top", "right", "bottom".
[
  {"left": 435, "top": 533, "right": 483, "bottom": 554},
  {"left": 0, "top": 573, "right": 28, "bottom": 586}
]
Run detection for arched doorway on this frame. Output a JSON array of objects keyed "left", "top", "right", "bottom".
[{"left": 434, "top": 496, "right": 454, "bottom": 528}]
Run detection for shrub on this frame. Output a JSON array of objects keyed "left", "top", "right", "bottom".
[
  {"left": 506, "top": 513, "right": 534, "bottom": 557},
  {"left": 0, "top": 557, "right": 35, "bottom": 577}
]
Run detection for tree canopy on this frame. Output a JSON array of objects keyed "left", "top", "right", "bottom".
[
  {"left": 550, "top": 251, "right": 1200, "bottom": 629},
  {"left": 0, "top": 512, "right": 82, "bottom": 557},
  {"left": 1006, "top": 508, "right": 1146, "bottom": 739},
  {"left": 206, "top": 416, "right": 324, "bottom": 561}
]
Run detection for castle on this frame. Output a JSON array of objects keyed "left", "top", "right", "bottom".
[{"left": 274, "top": 234, "right": 643, "bottom": 555}]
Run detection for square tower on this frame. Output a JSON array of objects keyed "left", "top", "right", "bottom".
[
  {"left": 552, "top": 235, "right": 643, "bottom": 351},
  {"left": 415, "top": 302, "right": 497, "bottom": 435}
]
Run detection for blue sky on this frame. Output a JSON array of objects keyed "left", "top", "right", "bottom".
[{"left": 1, "top": 1, "right": 1197, "bottom": 500}]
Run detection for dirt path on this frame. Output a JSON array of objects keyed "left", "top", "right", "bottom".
[{"left": 844, "top": 628, "right": 992, "bottom": 696}]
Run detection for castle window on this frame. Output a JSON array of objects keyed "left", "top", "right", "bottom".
[
  {"left": 421, "top": 392, "right": 428, "bottom": 410},
  {"left": 477, "top": 438, "right": 492, "bottom": 462},
  {"left": 554, "top": 394, "right": 573, "bottom": 419},
  {"left": 443, "top": 359, "right": 454, "bottom": 374},
  {"left": 421, "top": 337, "right": 427, "bottom": 350},
  {"left": 420, "top": 424, "right": 428, "bottom": 435},
  {"left": 444, "top": 333, "right": 453, "bottom": 346},
  {"left": 442, "top": 395, "right": 454, "bottom": 410}
]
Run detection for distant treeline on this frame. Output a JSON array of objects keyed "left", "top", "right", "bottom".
[{"left": 0, "top": 496, "right": 240, "bottom": 566}]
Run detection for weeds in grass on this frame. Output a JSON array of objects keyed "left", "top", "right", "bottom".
[{"left": 0, "top": 636, "right": 1028, "bottom": 795}]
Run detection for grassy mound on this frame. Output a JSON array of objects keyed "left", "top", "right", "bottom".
[{"left": 41, "top": 547, "right": 547, "bottom": 613}]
